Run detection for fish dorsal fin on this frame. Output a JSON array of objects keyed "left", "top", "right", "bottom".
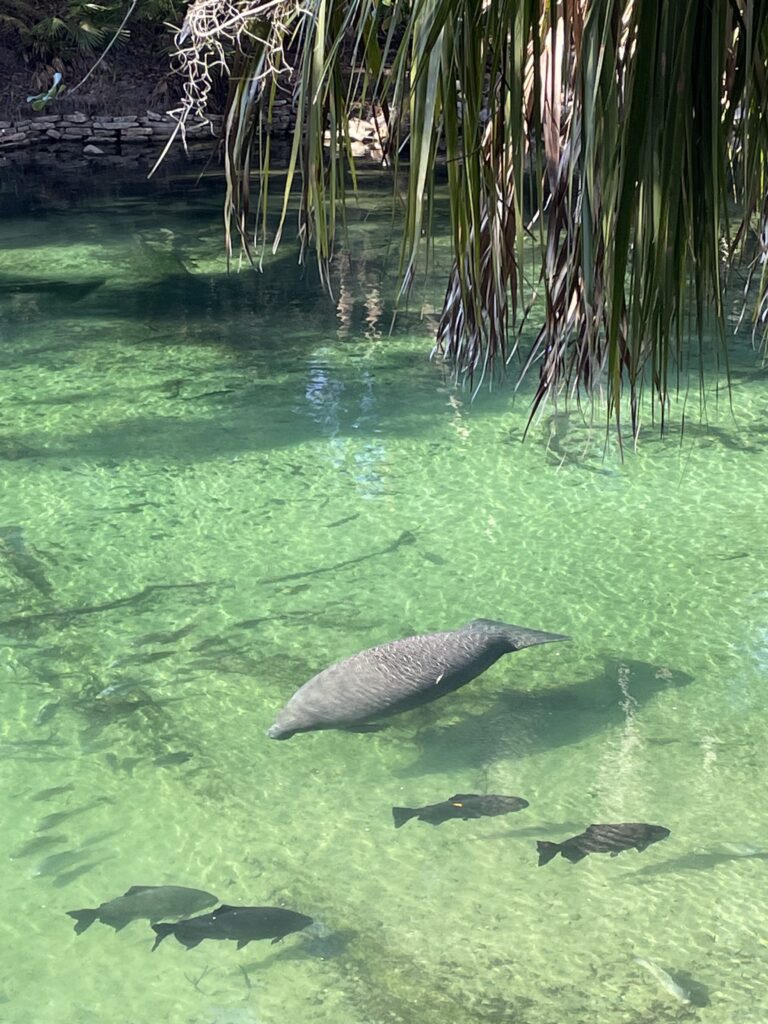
[
  {"left": 123, "top": 885, "right": 156, "bottom": 896},
  {"left": 449, "top": 794, "right": 480, "bottom": 802}
]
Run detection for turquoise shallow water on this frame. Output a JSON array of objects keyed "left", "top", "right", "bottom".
[{"left": 1, "top": 164, "right": 768, "bottom": 1024}]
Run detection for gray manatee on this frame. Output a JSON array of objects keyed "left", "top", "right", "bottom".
[{"left": 267, "top": 618, "right": 569, "bottom": 739}]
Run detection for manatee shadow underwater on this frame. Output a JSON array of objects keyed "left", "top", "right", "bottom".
[{"left": 393, "top": 657, "right": 693, "bottom": 778}]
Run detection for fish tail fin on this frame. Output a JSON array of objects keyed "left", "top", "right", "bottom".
[
  {"left": 66, "top": 908, "right": 98, "bottom": 934},
  {"left": 150, "top": 923, "right": 176, "bottom": 951},
  {"left": 392, "top": 806, "right": 417, "bottom": 829},
  {"left": 536, "top": 841, "right": 561, "bottom": 867}
]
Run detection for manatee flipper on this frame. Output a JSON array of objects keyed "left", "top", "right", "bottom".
[{"left": 237, "top": 938, "right": 251, "bottom": 949}]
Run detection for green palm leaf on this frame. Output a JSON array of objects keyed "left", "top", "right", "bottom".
[{"left": 175, "top": 0, "right": 768, "bottom": 436}]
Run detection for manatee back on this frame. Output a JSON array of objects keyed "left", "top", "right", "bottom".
[{"left": 268, "top": 625, "right": 509, "bottom": 737}]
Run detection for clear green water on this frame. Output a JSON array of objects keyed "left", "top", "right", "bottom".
[{"left": 1, "top": 165, "right": 767, "bottom": 1024}]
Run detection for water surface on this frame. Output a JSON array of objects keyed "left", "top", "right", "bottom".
[{"left": 1, "top": 164, "right": 767, "bottom": 1024}]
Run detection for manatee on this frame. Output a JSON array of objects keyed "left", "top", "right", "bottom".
[{"left": 267, "top": 618, "right": 569, "bottom": 739}]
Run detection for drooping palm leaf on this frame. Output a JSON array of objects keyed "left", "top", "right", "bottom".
[{"left": 170, "top": 0, "right": 768, "bottom": 436}]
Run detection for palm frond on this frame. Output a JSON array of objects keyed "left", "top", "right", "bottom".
[{"left": 172, "top": 0, "right": 768, "bottom": 436}]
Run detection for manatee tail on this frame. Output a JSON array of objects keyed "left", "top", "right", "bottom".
[
  {"left": 66, "top": 908, "right": 99, "bottom": 934},
  {"left": 392, "top": 806, "right": 418, "bottom": 829},
  {"left": 536, "top": 841, "right": 562, "bottom": 866},
  {"left": 151, "top": 923, "right": 176, "bottom": 950},
  {"left": 465, "top": 620, "right": 570, "bottom": 651}
]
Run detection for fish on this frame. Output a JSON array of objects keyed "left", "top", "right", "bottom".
[
  {"left": 31, "top": 784, "right": 74, "bottom": 802},
  {"left": 326, "top": 513, "right": 360, "bottom": 529},
  {"left": 0, "top": 582, "right": 212, "bottom": 633},
  {"left": 0, "top": 278, "right": 105, "bottom": 301},
  {"left": 150, "top": 905, "right": 313, "bottom": 951},
  {"left": 53, "top": 862, "right": 104, "bottom": 888},
  {"left": 633, "top": 957, "right": 692, "bottom": 1005},
  {"left": 133, "top": 624, "right": 196, "bottom": 647},
  {"left": 10, "top": 833, "right": 68, "bottom": 859},
  {"left": 35, "top": 701, "right": 62, "bottom": 727},
  {"left": 537, "top": 823, "right": 670, "bottom": 865},
  {"left": 131, "top": 233, "right": 190, "bottom": 278},
  {"left": 260, "top": 530, "right": 417, "bottom": 585},
  {"left": 0, "top": 525, "right": 53, "bottom": 595},
  {"left": 393, "top": 793, "right": 529, "bottom": 828},
  {"left": 67, "top": 884, "right": 218, "bottom": 934},
  {"left": 154, "top": 751, "right": 193, "bottom": 767},
  {"left": 108, "top": 650, "right": 175, "bottom": 668},
  {"left": 267, "top": 619, "right": 569, "bottom": 739},
  {"left": 36, "top": 799, "right": 110, "bottom": 832},
  {"left": 35, "top": 848, "right": 94, "bottom": 878},
  {"left": 95, "top": 678, "right": 145, "bottom": 699}
]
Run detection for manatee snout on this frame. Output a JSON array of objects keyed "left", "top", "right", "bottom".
[{"left": 266, "top": 723, "right": 294, "bottom": 740}]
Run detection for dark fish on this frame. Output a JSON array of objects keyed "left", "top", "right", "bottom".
[
  {"left": 53, "top": 862, "right": 104, "bottom": 888},
  {"left": 0, "top": 278, "right": 105, "bottom": 301},
  {"left": 154, "top": 751, "right": 193, "bottom": 767},
  {"left": 537, "top": 823, "right": 671, "bottom": 865},
  {"left": 325, "top": 513, "right": 360, "bottom": 529},
  {"left": 393, "top": 793, "right": 529, "bottom": 828},
  {"left": 36, "top": 798, "right": 111, "bottom": 832},
  {"left": 96, "top": 678, "right": 145, "bottom": 699},
  {"left": 35, "top": 848, "right": 93, "bottom": 878},
  {"left": 31, "top": 783, "right": 74, "bottom": 802},
  {"left": 422, "top": 551, "right": 446, "bottom": 565},
  {"left": 104, "top": 754, "right": 142, "bottom": 775},
  {"left": 0, "top": 526, "right": 53, "bottom": 595},
  {"left": 35, "top": 701, "right": 62, "bottom": 727},
  {"left": 260, "top": 530, "right": 417, "bottom": 585},
  {"left": 268, "top": 618, "right": 569, "bottom": 739},
  {"left": 10, "top": 833, "right": 68, "bottom": 859},
  {"left": 109, "top": 649, "right": 175, "bottom": 668},
  {"left": 133, "top": 624, "right": 196, "bottom": 647},
  {"left": 67, "top": 884, "right": 218, "bottom": 934},
  {"left": 151, "top": 905, "right": 313, "bottom": 951},
  {"left": 0, "top": 582, "right": 212, "bottom": 633}
]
